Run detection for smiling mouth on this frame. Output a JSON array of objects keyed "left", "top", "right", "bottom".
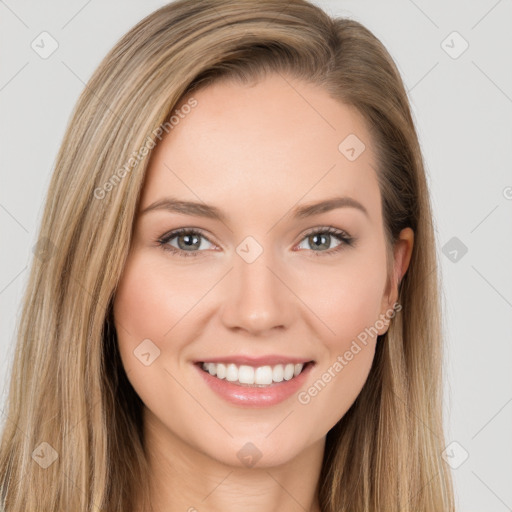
[{"left": 196, "top": 360, "right": 314, "bottom": 387}]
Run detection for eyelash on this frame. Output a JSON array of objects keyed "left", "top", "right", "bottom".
[{"left": 156, "top": 226, "right": 355, "bottom": 259}]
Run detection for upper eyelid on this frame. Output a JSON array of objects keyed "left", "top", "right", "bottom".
[{"left": 160, "top": 227, "right": 216, "bottom": 245}]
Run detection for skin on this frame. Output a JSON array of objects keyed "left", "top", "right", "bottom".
[{"left": 113, "top": 72, "right": 414, "bottom": 512}]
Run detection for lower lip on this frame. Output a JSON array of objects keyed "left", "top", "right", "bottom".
[{"left": 194, "top": 362, "right": 315, "bottom": 408}]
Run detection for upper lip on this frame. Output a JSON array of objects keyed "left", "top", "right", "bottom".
[{"left": 195, "top": 355, "right": 315, "bottom": 367}]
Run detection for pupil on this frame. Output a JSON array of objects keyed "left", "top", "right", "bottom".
[
  {"left": 311, "top": 233, "right": 329, "bottom": 250},
  {"left": 179, "top": 234, "right": 199, "bottom": 250}
]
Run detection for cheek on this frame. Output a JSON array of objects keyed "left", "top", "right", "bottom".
[
  {"left": 291, "top": 248, "right": 387, "bottom": 425},
  {"left": 113, "top": 252, "right": 206, "bottom": 347},
  {"left": 112, "top": 252, "right": 186, "bottom": 386},
  {"left": 114, "top": 258, "right": 169, "bottom": 345},
  {"left": 112, "top": 252, "right": 205, "bottom": 416},
  {"left": 297, "top": 249, "right": 388, "bottom": 348}
]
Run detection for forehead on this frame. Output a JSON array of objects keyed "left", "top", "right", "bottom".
[{"left": 139, "top": 73, "right": 382, "bottom": 226}]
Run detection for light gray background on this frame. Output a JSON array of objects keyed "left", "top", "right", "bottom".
[{"left": 1, "top": 1, "right": 511, "bottom": 510}]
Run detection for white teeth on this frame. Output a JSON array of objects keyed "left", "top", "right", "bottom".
[
  {"left": 201, "top": 361, "right": 306, "bottom": 386},
  {"left": 283, "top": 364, "right": 294, "bottom": 381},
  {"left": 226, "top": 363, "right": 237, "bottom": 382},
  {"left": 255, "top": 365, "right": 273, "bottom": 385},
  {"left": 238, "top": 365, "right": 254, "bottom": 384},
  {"left": 272, "top": 364, "right": 284, "bottom": 383},
  {"left": 216, "top": 363, "right": 227, "bottom": 379}
]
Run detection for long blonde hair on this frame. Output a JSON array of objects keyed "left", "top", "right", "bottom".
[{"left": 0, "top": 1, "right": 455, "bottom": 510}]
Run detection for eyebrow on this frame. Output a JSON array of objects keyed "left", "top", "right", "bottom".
[{"left": 140, "top": 195, "right": 369, "bottom": 221}]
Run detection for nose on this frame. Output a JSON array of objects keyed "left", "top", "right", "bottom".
[{"left": 219, "top": 246, "right": 296, "bottom": 335}]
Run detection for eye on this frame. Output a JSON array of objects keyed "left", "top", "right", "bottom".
[
  {"left": 157, "top": 228, "right": 215, "bottom": 258},
  {"left": 295, "top": 226, "right": 354, "bottom": 256},
  {"left": 157, "top": 226, "right": 355, "bottom": 258}
]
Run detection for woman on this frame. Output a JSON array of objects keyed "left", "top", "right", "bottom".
[{"left": 0, "top": 0, "right": 456, "bottom": 510}]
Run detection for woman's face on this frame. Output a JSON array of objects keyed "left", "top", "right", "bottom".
[{"left": 113, "top": 72, "right": 413, "bottom": 469}]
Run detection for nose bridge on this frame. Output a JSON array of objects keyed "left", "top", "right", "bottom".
[{"left": 220, "top": 237, "right": 293, "bottom": 333}]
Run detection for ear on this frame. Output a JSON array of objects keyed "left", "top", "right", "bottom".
[{"left": 378, "top": 227, "right": 414, "bottom": 333}]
